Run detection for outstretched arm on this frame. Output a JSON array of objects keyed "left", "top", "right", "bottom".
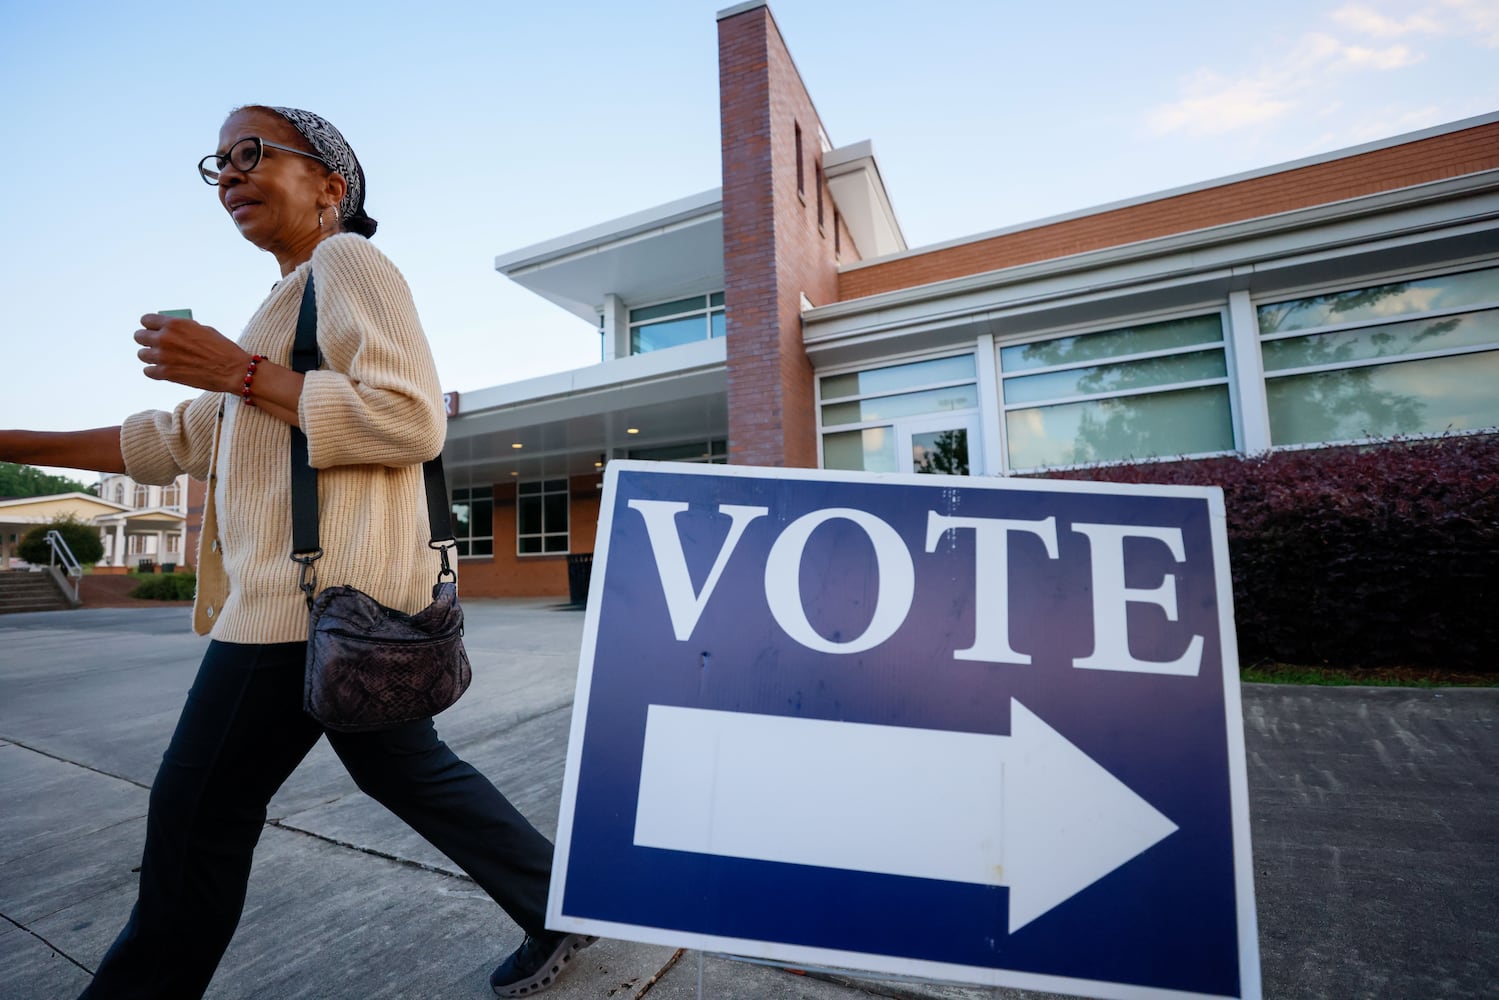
[{"left": 0, "top": 427, "right": 126, "bottom": 474}]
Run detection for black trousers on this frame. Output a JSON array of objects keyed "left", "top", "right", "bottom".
[{"left": 80, "top": 640, "right": 555, "bottom": 1000}]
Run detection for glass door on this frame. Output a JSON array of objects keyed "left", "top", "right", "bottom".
[{"left": 899, "top": 414, "right": 982, "bottom": 476}]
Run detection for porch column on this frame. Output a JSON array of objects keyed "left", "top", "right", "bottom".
[{"left": 113, "top": 522, "right": 126, "bottom": 567}]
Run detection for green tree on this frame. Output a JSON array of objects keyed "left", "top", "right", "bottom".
[
  {"left": 17, "top": 516, "right": 105, "bottom": 566},
  {"left": 0, "top": 462, "right": 94, "bottom": 498}
]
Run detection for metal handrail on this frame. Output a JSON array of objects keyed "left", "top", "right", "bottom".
[{"left": 44, "top": 530, "right": 83, "bottom": 603}]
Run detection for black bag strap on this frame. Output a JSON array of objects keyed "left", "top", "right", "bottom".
[
  {"left": 286, "top": 271, "right": 457, "bottom": 606},
  {"left": 289, "top": 273, "right": 322, "bottom": 564}
]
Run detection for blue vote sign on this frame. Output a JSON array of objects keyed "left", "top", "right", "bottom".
[{"left": 549, "top": 462, "right": 1260, "bottom": 1000}]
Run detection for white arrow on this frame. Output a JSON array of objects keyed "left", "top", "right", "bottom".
[{"left": 633, "top": 700, "right": 1178, "bottom": 933}]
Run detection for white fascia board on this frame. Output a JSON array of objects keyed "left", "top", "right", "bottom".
[
  {"left": 805, "top": 171, "right": 1499, "bottom": 347},
  {"left": 447, "top": 337, "right": 728, "bottom": 436},
  {"left": 494, "top": 188, "right": 723, "bottom": 274}
]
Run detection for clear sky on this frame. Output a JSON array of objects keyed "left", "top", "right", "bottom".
[{"left": 3, "top": 0, "right": 1496, "bottom": 477}]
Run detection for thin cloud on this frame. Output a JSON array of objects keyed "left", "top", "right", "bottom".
[
  {"left": 1148, "top": 20, "right": 1433, "bottom": 136},
  {"left": 1440, "top": 0, "right": 1499, "bottom": 47},
  {"left": 1341, "top": 43, "right": 1424, "bottom": 69},
  {"left": 1147, "top": 73, "right": 1296, "bottom": 136},
  {"left": 1337, "top": 0, "right": 1499, "bottom": 48},
  {"left": 1331, "top": 4, "right": 1443, "bottom": 38}
]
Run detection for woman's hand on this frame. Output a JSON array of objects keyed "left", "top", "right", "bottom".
[
  {"left": 134, "top": 314, "right": 248, "bottom": 394},
  {"left": 135, "top": 313, "right": 306, "bottom": 427}
]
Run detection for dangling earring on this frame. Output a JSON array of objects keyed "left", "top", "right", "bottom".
[{"left": 318, "top": 209, "right": 325, "bottom": 229}]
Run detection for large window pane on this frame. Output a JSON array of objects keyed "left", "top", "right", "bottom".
[
  {"left": 450, "top": 486, "right": 493, "bottom": 558},
  {"left": 1262, "top": 308, "right": 1499, "bottom": 372},
  {"left": 630, "top": 296, "right": 707, "bottom": 324},
  {"left": 1004, "top": 349, "right": 1227, "bottom": 404},
  {"left": 517, "top": 479, "right": 568, "bottom": 556},
  {"left": 1006, "top": 385, "right": 1233, "bottom": 469},
  {"left": 1000, "top": 315, "right": 1223, "bottom": 373},
  {"left": 628, "top": 293, "right": 725, "bottom": 355},
  {"left": 1267, "top": 350, "right": 1499, "bottom": 446},
  {"left": 822, "top": 385, "right": 979, "bottom": 425},
  {"left": 470, "top": 501, "right": 492, "bottom": 538},
  {"left": 820, "top": 355, "right": 977, "bottom": 400},
  {"left": 543, "top": 493, "right": 567, "bottom": 532},
  {"left": 632, "top": 316, "right": 705, "bottom": 353},
  {"left": 1258, "top": 266, "right": 1499, "bottom": 334},
  {"left": 822, "top": 428, "right": 898, "bottom": 472}
]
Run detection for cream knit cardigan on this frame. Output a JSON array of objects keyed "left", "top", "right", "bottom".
[{"left": 122, "top": 234, "right": 446, "bottom": 643}]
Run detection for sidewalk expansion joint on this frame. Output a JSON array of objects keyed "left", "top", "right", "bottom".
[
  {"left": 2, "top": 736, "right": 148, "bottom": 789},
  {"left": 264, "top": 819, "right": 474, "bottom": 881},
  {"left": 2, "top": 911, "right": 95, "bottom": 977}
]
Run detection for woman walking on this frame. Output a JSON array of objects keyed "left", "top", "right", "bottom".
[{"left": 0, "top": 105, "right": 590, "bottom": 999}]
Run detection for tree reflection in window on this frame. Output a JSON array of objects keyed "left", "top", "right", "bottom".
[
  {"left": 1001, "top": 314, "right": 1231, "bottom": 467},
  {"left": 1254, "top": 277, "right": 1499, "bottom": 445},
  {"left": 912, "top": 429, "right": 968, "bottom": 475}
]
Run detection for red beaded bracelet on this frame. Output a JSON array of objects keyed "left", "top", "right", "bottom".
[{"left": 241, "top": 354, "right": 267, "bottom": 406}]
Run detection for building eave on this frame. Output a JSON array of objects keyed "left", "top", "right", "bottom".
[
  {"left": 494, "top": 189, "right": 725, "bottom": 323},
  {"left": 824, "top": 139, "right": 907, "bottom": 257},
  {"left": 444, "top": 338, "right": 729, "bottom": 484}
]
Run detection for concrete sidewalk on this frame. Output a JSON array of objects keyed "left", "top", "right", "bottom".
[{"left": 1, "top": 601, "right": 1495, "bottom": 999}]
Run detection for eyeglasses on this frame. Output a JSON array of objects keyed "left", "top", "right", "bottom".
[{"left": 198, "top": 137, "right": 327, "bottom": 185}]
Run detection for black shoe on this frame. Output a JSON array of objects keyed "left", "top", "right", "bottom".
[{"left": 489, "top": 931, "right": 596, "bottom": 997}]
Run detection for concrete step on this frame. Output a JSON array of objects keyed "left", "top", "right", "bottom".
[{"left": 0, "top": 572, "right": 73, "bottom": 614}]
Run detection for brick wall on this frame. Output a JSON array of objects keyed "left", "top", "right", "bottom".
[
  {"left": 840, "top": 120, "right": 1499, "bottom": 301},
  {"left": 719, "top": 3, "right": 846, "bottom": 468}
]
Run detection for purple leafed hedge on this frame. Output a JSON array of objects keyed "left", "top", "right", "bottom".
[{"left": 1034, "top": 434, "right": 1499, "bottom": 673}]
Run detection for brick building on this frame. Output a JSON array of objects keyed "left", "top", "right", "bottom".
[{"left": 443, "top": 1, "right": 1499, "bottom": 599}]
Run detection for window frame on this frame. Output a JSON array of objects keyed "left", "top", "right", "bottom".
[
  {"left": 995, "top": 308, "right": 1237, "bottom": 474},
  {"left": 627, "top": 292, "right": 726, "bottom": 355},
  {"left": 516, "top": 477, "right": 570, "bottom": 557},
  {"left": 450, "top": 485, "right": 494, "bottom": 559},
  {"left": 816, "top": 350, "right": 984, "bottom": 476},
  {"left": 1254, "top": 262, "right": 1499, "bottom": 449}
]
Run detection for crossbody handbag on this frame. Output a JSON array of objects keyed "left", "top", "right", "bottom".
[{"left": 287, "top": 273, "right": 472, "bottom": 732}]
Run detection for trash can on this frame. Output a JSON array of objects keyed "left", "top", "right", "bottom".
[{"left": 566, "top": 552, "right": 593, "bottom": 606}]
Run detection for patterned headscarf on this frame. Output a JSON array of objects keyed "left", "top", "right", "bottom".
[{"left": 268, "top": 106, "right": 365, "bottom": 224}]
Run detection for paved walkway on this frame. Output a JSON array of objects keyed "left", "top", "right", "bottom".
[{"left": 1, "top": 601, "right": 1495, "bottom": 999}]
